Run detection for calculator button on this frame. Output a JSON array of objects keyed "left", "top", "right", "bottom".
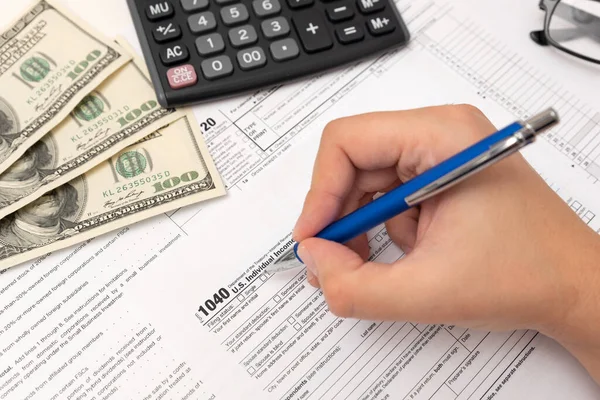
[
  {"left": 261, "top": 17, "right": 290, "bottom": 39},
  {"left": 366, "top": 14, "right": 395, "bottom": 35},
  {"left": 201, "top": 56, "right": 234, "bottom": 79},
  {"left": 357, "top": 0, "right": 385, "bottom": 14},
  {"left": 221, "top": 4, "right": 250, "bottom": 26},
  {"left": 167, "top": 64, "right": 198, "bottom": 89},
  {"left": 237, "top": 47, "right": 267, "bottom": 70},
  {"left": 181, "top": 0, "right": 209, "bottom": 12},
  {"left": 326, "top": 4, "right": 354, "bottom": 22},
  {"left": 270, "top": 38, "right": 299, "bottom": 61},
  {"left": 146, "top": 2, "right": 174, "bottom": 21},
  {"left": 252, "top": 0, "right": 281, "bottom": 17},
  {"left": 152, "top": 22, "right": 182, "bottom": 43},
  {"left": 188, "top": 12, "right": 217, "bottom": 34},
  {"left": 228, "top": 25, "right": 258, "bottom": 47},
  {"left": 287, "top": 0, "right": 314, "bottom": 9},
  {"left": 335, "top": 23, "right": 363, "bottom": 44},
  {"left": 196, "top": 33, "right": 225, "bottom": 55},
  {"left": 160, "top": 44, "right": 189, "bottom": 65},
  {"left": 292, "top": 11, "right": 333, "bottom": 53}
]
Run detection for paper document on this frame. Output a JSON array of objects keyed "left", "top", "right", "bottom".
[{"left": 1, "top": 0, "right": 600, "bottom": 399}]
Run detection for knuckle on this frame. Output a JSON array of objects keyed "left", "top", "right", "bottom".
[
  {"left": 444, "top": 104, "right": 491, "bottom": 139},
  {"left": 452, "top": 103, "right": 485, "bottom": 120},
  {"left": 321, "top": 278, "right": 354, "bottom": 318},
  {"left": 322, "top": 118, "right": 346, "bottom": 140}
]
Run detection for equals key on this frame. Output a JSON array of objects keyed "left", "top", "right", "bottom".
[{"left": 336, "top": 23, "right": 364, "bottom": 44}]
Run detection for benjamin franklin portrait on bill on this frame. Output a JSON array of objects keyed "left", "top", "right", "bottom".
[
  {"left": 0, "top": 98, "right": 21, "bottom": 162},
  {"left": 0, "top": 110, "right": 15, "bottom": 159},
  {"left": 0, "top": 139, "right": 56, "bottom": 206},
  {"left": 0, "top": 183, "right": 80, "bottom": 248}
]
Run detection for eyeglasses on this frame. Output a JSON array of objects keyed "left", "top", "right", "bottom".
[{"left": 530, "top": 0, "right": 600, "bottom": 64}]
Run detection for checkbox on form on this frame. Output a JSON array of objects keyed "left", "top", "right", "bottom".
[
  {"left": 288, "top": 317, "right": 295, "bottom": 324},
  {"left": 294, "top": 323, "right": 301, "bottom": 331},
  {"left": 237, "top": 294, "right": 245, "bottom": 302},
  {"left": 248, "top": 367, "right": 256, "bottom": 374},
  {"left": 274, "top": 295, "right": 281, "bottom": 302}
]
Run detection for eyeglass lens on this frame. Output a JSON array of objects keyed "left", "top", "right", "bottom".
[{"left": 548, "top": 0, "right": 600, "bottom": 60}]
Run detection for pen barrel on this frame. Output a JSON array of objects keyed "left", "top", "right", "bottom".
[{"left": 314, "top": 121, "right": 526, "bottom": 245}]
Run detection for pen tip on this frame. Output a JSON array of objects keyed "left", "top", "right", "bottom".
[{"left": 266, "top": 249, "right": 304, "bottom": 273}]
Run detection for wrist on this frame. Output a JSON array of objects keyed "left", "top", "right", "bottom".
[{"left": 540, "top": 227, "right": 600, "bottom": 383}]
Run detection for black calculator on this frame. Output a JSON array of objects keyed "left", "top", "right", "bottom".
[{"left": 126, "top": 0, "right": 410, "bottom": 107}]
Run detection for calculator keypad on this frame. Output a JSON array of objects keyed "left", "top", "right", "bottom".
[
  {"left": 147, "top": 2, "right": 175, "bottom": 20},
  {"left": 188, "top": 12, "right": 217, "bottom": 33},
  {"left": 287, "top": 0, "right": 314, "bottom": 9},
  {"left": 335, "top": 23, "right": 364, "bottom": 44},
  {"left": 292, "top": 11, "right": 333, "bottom": 53},
  {"left": 160, "top": 43, "right": 189, "bottom": 65},
  {"left": 152, "top": 22, "right": 182, "bottom": 43},
  {"left": 181, "top": 0, "right": 209, "bottom": 12},
  {"left": 128, "top": 0, "right": 409, "bottom": 104},
  {"left": 167, "top": 64, "right": 198, "bottom": 88},
  {"left": 270, "top": 38, "right": 299, "bottom": 61},
  {"left": 196, "top": 33, "right": 225, "bottom": 55},
  {"left": 228, "top": 25, "right": 258, "bottom": 47},
  {"left": 252, "top": 0, "right": 281, "bottom": 17},
  {"left": 261, "top": 17, "right": 290, "bottom": 39},
  {"left": 326, "top": 4, "right": 353, "bottom": 22},
  {"left": 237, "top": 47, "right": 267, "bottom": 70},
  {"left": 201, "top": 55, "right": 233, "bottom": 78},
  {"left": 220, "top": 4, "right": 249, "bottom": 26}
]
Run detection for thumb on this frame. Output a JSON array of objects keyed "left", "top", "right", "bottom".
[{"left": 297, "top": 237, "right": 366, "bottom": 317}]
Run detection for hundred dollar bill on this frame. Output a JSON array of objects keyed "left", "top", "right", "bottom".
[
  {"left": 0, "top": 0, "right": 132, "bottom": 173},
  {"left": 0, "top": 111, "right": 226, "bottom": 271},
  {"left": 0, "top": 38, "right": 182, "bottom": 220}
]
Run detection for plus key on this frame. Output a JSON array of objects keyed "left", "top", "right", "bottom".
[{"left": 292, "top": 11, "right": 332, "bottom": 53}]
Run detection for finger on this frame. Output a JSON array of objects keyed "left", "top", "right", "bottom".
[
  {"left": 384, "top": 207, "right": 420, "bottom": 254},
  {"left": 298, "top": 237, "right": 458, "bottom": 322},
  {"left": 306, "top": 269, "right": 320, "bottom": 288},
  {"left": 294, "top": 105, "right": 494, "bottom": 241},
  {"left": 294, "top": 168, "right": 398, "bottom": 241}
]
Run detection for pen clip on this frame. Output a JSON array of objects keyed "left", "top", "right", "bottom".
[{"left": 405, "top": 130, "right": 530, "bottom": 206}]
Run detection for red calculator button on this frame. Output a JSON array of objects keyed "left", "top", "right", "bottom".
[{"left": 166, "top": 64, "right": 198, "bottom": 89}]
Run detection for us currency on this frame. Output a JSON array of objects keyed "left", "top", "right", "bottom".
[
  {"left": 0, "top": 37, "right": 183, "bottom": 220},
  {"left": 0, "top": 111, "right": 226, "bottom": 271},
  {"left": 0, "top": 0, "right": 132, "bottom": 174}
]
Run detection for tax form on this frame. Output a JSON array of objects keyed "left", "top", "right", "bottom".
[{"left": 1, "top": 0, "right": 600, "bottom": 399}]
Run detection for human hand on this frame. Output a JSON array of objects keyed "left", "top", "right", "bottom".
[{"left": 292, "top": 105, "right": 600, "bottom": 382}]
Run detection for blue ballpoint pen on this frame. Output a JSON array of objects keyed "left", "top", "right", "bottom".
[{"left": 267, "top": 107, "right": 560, "bottom": 273}]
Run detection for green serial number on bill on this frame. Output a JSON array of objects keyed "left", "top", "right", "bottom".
[{"left": 103, "top": 171, "right": 171, "bottom": 198}]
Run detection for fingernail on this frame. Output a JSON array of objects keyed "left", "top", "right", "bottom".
[{"left": 297, "top": 244, "right": 317, "bottom": 277}]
